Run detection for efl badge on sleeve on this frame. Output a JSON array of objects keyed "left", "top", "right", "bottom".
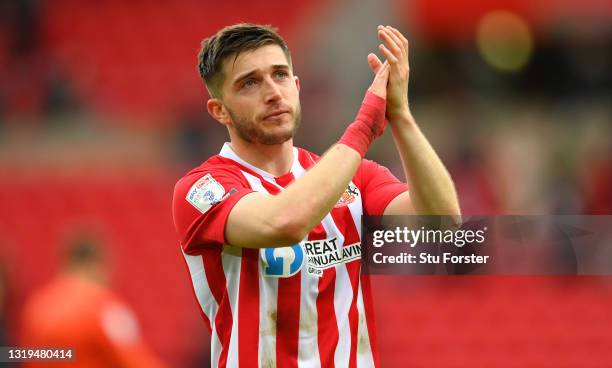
[{"left": 186, "top": 174, "right": 226, "bottom": 213}]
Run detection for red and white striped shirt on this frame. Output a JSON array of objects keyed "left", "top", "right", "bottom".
[{"left": 172, "top": 143, "right": 407, "bottom": 368}]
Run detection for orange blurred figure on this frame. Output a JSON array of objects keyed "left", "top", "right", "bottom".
[{"left": 19, "top": 234, "right": 166, "bottom": 368}]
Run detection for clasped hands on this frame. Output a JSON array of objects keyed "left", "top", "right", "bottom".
[{"left": 366, "top": 25, "right": 411, "bottom": 122}]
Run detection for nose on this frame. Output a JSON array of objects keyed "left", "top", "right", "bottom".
[{"left": 262, "top": 77, "right": 282, "bottom": 104}]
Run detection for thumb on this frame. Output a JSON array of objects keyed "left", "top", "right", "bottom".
[
  {"left": 367, "top": 53, "right": 383, "bottom": 74},
  {"left": 368, "top": 62, "right": 389, "bottom": 97}
]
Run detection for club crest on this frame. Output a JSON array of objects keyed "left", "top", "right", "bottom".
[{"left": 334, "top": 182, "right": 360, "bottom": 208}]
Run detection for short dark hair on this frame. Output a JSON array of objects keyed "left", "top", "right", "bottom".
[{"left": 197, "top": 23, "right": 292, "bottom": 98}]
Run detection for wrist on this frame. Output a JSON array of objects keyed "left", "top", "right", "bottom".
[
  {"left": 363, "top": 91, "right": 387, "bottom": 110},
  {"left": 337, "top": 90, "right": 387, "bottom": 158},
  {"left": 388, "top": 106, "right": 413, "bottom": 125}
]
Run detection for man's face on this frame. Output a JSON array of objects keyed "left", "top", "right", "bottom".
[{"left": 219, "top": 44, "right": 301, "bottom": 145}]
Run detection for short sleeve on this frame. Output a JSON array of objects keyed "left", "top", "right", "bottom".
[
  {"left": 359, "top": 159, "right": 408, "bottom": 215},
  {"left": 172, "top": 167, "right": 255, "bottom": 253}
]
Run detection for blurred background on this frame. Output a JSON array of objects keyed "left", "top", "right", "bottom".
[{"left": 0, "top": 0, "right": 611, "bottom": 366}]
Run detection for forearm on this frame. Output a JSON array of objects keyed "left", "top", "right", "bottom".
[
  {"left": 227, "top": 144, "right": 362, "bottom": 248},
  {"left": 390, "top": 110, "right": 461, "bottom": 217},
  {"left": 271, "top": 144, "right": 361, "bottom": 235},
  {"left": 277, "top": 93, "right": 387, "bottom": 237}
]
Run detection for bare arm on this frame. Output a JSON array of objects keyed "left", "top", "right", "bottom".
[
  {"left": 384, "top": 110, "right": 461, "bottom": 219},
  {"left": 370, "top": 26, "right": 461, "bottom": 221},
  {"left": 226, "top": 144, "right": 361, "bottom": 248},
  {"left": 226, "top": 64, "right": 390, "bottom": 248}
]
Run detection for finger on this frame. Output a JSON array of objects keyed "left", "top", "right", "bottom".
[
  {"left": 380, "top": 62, "right": 390, "bottom": 80},
  {"left": 369, "top": 63, "right": 389, "bottom": 95},
  {"left": 387, "top": 26, "right": 409, "bottom": 48},
  {"left": 367, "top": 53, "right": 383, "bottom": 74},
  {"left": 387, "top": 26, "right": 410, "bottom": 57},
  {"left": 373, "top": 61, "right": 389, "bottom": 78},
  {"left": 372, "top": 62, "right": 389, "bottom": 84},
  {"left": 378, "top": 25, "right": 401, "bottom": 51},
  {"left": 379, "top": 65, "right": 390, "bottom": 88},
  {"left": 378, "top": 44, "right": 398, "bottom": 64},
  {"left": 382, "top": 26, "right": 405, "bottom": 55},
  {"left": 378, "top": 28, "right": 402, "bottom": 57}
]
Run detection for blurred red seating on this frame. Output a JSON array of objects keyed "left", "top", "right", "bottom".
[{"left": 39, "top": 0, "right": 329, "bottom": 117}]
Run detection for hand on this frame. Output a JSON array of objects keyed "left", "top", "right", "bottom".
[
  {"left": 367, "top": 60, "right": 390, "bottom": 99},
  {"left": 367, "top": 25, "right": 410, "bottom": 120}
]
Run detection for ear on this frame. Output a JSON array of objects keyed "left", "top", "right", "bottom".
[
  {"left": 206, "top": 98, "right": 231, "bottom": 126},
  {"left": 294, "top": 75, "right": 301, "bottom": 93}
]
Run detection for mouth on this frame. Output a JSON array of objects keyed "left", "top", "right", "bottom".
[{"left": 263, "top": 109, "right": 290, "bottom": 120}]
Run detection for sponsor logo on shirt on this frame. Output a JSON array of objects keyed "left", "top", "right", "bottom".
[
  {"left": 185, "top": 174, "right": 226, "bottom": 214},
  {"left": 334, "top": 182, "right": 360, "bottom": 208},
  {"left": 260, "top": 237, "right": 361, "bottom": 278},
  {"left": 261, "top": 244, "right": 305, "bottom": 277},
  {"left": 303, "top": 237, "right": 361, "bottom": 277}
]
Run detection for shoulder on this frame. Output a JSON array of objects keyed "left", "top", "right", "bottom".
[
  {"left": 173, "top": 155, "right": 255, "bottom": 216},
  {"left": 357, "top": 158, "right": 395, "bottom": 179},
  {"left": 358, "top": 158, "right": 384, "bottom": 172},
  {"left": 175, "top": 155, "right": 248, "bottom": 191},
  {"left": 354, "top": 158, "right": 384, "bottom": 185},
  {"left": 294, "top": 147, "right": 386, "bottom": 186}
]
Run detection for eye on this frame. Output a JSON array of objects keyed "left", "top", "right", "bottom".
[
  {"left": 274, "top": 70, "right": 289, "bottom": 79},
  {"left": 241, "top": 78, "right": 258, "bottom": 89}
]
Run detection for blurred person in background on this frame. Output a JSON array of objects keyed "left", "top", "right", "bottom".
[
  {"left": 19, "top": 232, "right": 165, "bottom": 368},
  {"left": 172, "top": 23, "right": 459, "bottom": 366}
]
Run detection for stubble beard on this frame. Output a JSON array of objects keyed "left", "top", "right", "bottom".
[{"left": 229, "top": 104, "right": 302, "bottom": 145}]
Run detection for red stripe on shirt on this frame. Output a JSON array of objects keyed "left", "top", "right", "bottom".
[
  {"left": 311, "top": 219, "right": 339, "bottom": 367},
  {"left": 298, "top": 148, "right": 317, "bottom": 170},
  {"left": 317, "top": 267, "right": 339, "bottom": 367},
  {"left": 331, "top": 206, "right": 363, "bottom": 368},
  {"left": 202, "top": 246, "right": 233, "bottom": 368},
  {"left": 273, "top": 173, "right": 302, "bottom": 368},
  {"left": 346, "top": 261, "right": 361, "bottom": 368},
  {"left": 276, "top": 274, "right": 302, "bottom": 368},
  {"left": 360, "top": 274, "right": 379, "bottom": 367},
  {"left": 224, "top": 160, "right": 286, "bottom": 194},
  {"left": 239, "top": 248, "right": 260, "bottom": 367}
]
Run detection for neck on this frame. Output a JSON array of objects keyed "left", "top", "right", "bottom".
[{"left": 229, "top": 138, "right": 295, "bottom": 177}]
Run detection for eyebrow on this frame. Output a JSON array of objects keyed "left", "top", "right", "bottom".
[{"left": 232, "top": 64, "right": 290, "bottom": 86}]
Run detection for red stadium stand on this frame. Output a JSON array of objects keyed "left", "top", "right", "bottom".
[
  {"left": 38, "top": 0, "right": 329, "bottom": 117},
  {"left": 373, "top": 275, "right": 612, "bottom": 367},
  {"left": 0, "top": 171, "right": 206, "bottom": 367}
]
